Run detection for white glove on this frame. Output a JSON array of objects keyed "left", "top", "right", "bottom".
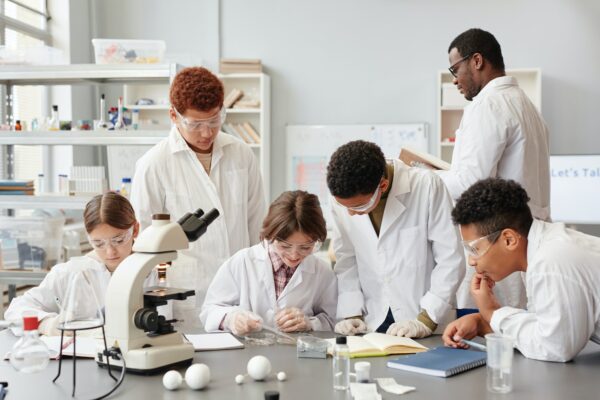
[
  {"left": 39, "top": 315, "right": 71, "bottom": 337},
  {"left": 334, "top": 318, "right": 368, "bottom": 336},
  {"left": 386, "top": 320, "right": 432, "bottom": 338},
  {"left": 275, "top": 307, "right": 312, "bottom": 333},
  {"left": 224, "top": 310, "right": 263, "bottom": 336}
]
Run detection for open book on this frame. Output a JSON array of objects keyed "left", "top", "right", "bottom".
[
  {"left": 399, "top": 147, "right": 451, "bottom": 170},
  {"left": 327, "top": 333, "right": 428, "bottom": 358}
]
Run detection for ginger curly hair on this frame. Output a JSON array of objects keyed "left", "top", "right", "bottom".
[{"left": 169, "top": 67, "right": 224, "bottom": 113}]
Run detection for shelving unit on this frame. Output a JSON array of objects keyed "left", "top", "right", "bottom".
[
  {"left": 437, "top": 68, "right": 542, "bottom": 163},
  {"left": 0, "top": 63, "right": 183, "bottom": 210}
]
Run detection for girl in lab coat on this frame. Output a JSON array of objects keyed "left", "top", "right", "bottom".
[
  {"left": 200, "top": 190, "right": 337, "bottom": 335},
  {"left": 4, "top": 192, "right": 156, "bottom": 335}
]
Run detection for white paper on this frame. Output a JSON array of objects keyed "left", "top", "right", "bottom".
[
  {"left": 40, "top": 336, "right": 101, "bottom": 359},
  {"left": 183, "top": 333, "right": 244, "bottom": 351},
  {"left": 376, "top": 377, "right": 416, "bottom": 395},
  {"left": 350, "top": 383, "right": 382, "bottom": 400}
]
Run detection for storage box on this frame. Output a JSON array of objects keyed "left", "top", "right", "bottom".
[
  {"left": 0, "top": 216, "right": 65, "bottom": 270},
  {"left": 92, "top": 39, "right": 166, "bottom": 64}
]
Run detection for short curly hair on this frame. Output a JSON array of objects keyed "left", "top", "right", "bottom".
[
  {"left": 452, "top": 178, "right": 533, "bottom": 237},
  {"left": 448, "top": 28, "right": 505, "bottom": 72},
  {"left": 169, "top": 67, "right": 224, "bottom": 113},
  {"left": 326, "top": 140, "right": 386, "bottom": 198}
]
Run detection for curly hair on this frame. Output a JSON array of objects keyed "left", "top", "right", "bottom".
[
  {"left": 452, "top": 178, "right": 533, "bottom": 236},
  {"left": 448, "top": 28, "right": 505, "bottom": 72},
  {"left": 169, "top": 67, "right": 224, "bottom": 113},
  {"left": 326, "top": 140, "right": 386, "bottom": 198},
  {"left": 260, "top": 190, "right": 327, "bottom": 242}
]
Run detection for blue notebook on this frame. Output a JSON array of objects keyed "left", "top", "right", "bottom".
[{"left": 387, "top": 346, "right": 486, "bottom": 377}]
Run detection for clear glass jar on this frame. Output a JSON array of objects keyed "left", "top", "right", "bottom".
[
  {"left": 9, "top": 316, "right": 51, "bottom": 373},
  {"left": 332, "top": 336, "right": 350, "bottom": 390}
]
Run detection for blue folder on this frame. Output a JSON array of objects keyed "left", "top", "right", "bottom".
[{"left": 387, "top": 346, "right": 487, "bottom": 377}]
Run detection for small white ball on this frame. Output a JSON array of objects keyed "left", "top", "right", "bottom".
[
  {"left": 185, "top": 363, "right": 210, "bottom": 390},
  {"left": 247, "top": 355, "right": 272, "bottom": 381},
  {"left": 277, "top": 371, "right": 287, "bottom": 381},
  {"left": 235, "top": 374, "right": 245, "bottom": 384},
  {"left": 162, "top": 370, "right": 183, "bottom": 390}
]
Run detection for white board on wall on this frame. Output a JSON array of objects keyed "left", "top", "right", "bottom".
[
  {"left": 106, "top": 145, "right": 152, "bottom": 192},
  {"left": 285, "top": 123, "right": 428, "bottom": 229}
]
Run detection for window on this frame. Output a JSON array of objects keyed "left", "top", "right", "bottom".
[{"left": 0, "top": 0, "right": 50, "bottom": 181}]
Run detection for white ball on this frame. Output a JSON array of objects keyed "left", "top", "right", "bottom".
[
  {"left": 185, "top": 363, "right": 210, "bottom": 390},
  {"left": 247, "top": 355, "right": 272, "bottom": 381},
  {"left": 277, "top": 371, "right": 287, "bottom": 381},
  {"left": 162, "top": 370, "right": 183, "bottom": 390},
  {"left": 235, "top": 374, "right": 245, "bottom": 384}
]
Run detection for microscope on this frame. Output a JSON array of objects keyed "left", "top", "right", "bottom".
[{"left": 96, "top": 209, "right": 219, "bottom": 374}]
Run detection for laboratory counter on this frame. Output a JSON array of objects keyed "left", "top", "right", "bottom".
[{"left": 0, "top": 330, "right": 599, "bottom": 399}]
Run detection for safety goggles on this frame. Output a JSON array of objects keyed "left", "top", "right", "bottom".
[
  {"left": 272, "top": 238, "right": 322, "bottom": 257},
  {"left": 173, "top": 106, "right": 226, "bottom": 131},
  {"left": 462, "top": 230, "right": 502, "bottom": 258},
  {"left": 88, "top": 227, "right": 134, "bottom": 250},
  {"left": 335, "top": 184, "right": 381, "bottom": 213}
]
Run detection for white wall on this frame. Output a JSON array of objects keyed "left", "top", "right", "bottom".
[{"left": 90, "top": 0, "right": 600, "bottom": 232}]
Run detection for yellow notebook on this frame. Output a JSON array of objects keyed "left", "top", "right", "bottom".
[{"left": 327, "top": 333, "right": 428, "bottom": 358}]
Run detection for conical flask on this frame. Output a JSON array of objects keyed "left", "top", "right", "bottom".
[{"left": 58, "top": 269, "right": 104, "bottom": 331}]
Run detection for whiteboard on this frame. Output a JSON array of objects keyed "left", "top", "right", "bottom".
[
  {"left": 106, "top": 145, "right": 152, "bottom": 191},
  {"left": 550, "top": 155, "right": 600, "bottom": 224},
  {"left": 286, "top": 124, "right": 428, "bottom": 228}
]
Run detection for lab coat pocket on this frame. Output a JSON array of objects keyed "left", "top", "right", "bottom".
[
  {"left": 225, "top": 169, "right": 248, "bottom": 205},
  {"left": 393, "top": 225, "right": 426, "bottom": 272}
]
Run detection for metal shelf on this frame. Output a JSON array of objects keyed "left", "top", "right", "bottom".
[
  {"left": 0, "top": 63, "right": 181, "bottom": 85},
  {"left": 0, "top": 130, "right": 168, "bottom": 145},
  {"left": 0, "top": 195, "right": 93, "bottom": 209},
  {"left": 225, "top": 108, "right": 261, "bottom": 114}
]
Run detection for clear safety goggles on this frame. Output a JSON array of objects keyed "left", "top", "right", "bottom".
[
  {"left": 88, "top": 227, "right": 134, "bottom": 250},
  {"left": 462, "top": 230, "right": 501, "bottom": 258},
  {"left": 335, "top": 184, "right": 381, "bottom": 213},
  {"left": 173, "top": 106, "right": 226, "bottom": 132},
  {"left": 272, "top": 238, "right": 322, "bottom": 257}
]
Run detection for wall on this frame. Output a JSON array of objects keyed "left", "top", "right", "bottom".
[{"left": 90, "top": 0, "right": 600, "bottom": 231}]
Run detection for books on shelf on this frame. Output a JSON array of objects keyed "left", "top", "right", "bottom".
[
  {"left": 222, "top": 122, "right": 260, "bottom": 145},
  {"left": 233, "top": 99, "right": 261, "bottom": 109},
  {"left": 219, "top": 58, "right": 262, "bottom": 74},
  {"left": 0, "top": 179, "right": 34, "bottom": 195},
  {"left": 325, "top": 333, "right": 428, "bottom": 358},
  {"left": 224, "top": 88, "right": 244, "bottom": 109},
  {"left": 399, "top": 147, "right": 451, "bottom": 170},
  {"left": 387, "top": 346, "right": 487, "bottom": 377}
]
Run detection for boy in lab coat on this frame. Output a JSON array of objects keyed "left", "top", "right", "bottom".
[
  {"left": 131, "top": 67, "right": 266, "bottom": 329},
  {"left": 201, "top": 190, "right": 336, "bottom": 335},
  {"left": 327, "top": 140, "right": 464, "bottom": 338},
  {"left": 443, "top": 178, "right": 600, "bottom": 362}
]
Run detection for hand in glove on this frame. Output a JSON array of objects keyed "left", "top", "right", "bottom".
[
  {"left": 224, "top": 310, "right": 263, "bottom": 336},
  {"left": 39, "top": 315, "right": 72, "bottom": 337},
  {"left": 386, "top": 319, "right": 432, "bottom": 338},
  {"left": 275, "top": 307, "right": 312, "bottom": 333},
  {"left": 334, "top": 318, "right": 368, "bottom": 336}
]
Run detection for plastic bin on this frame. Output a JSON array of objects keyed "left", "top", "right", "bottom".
[
  {"left": 92, "top": 39, "right": 166, "bottom": 64},
  {"left": 0, "top": 216, "right": 65, "bottom": 270}
]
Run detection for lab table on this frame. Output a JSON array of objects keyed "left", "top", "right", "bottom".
[{"left": 0, "top": 330, "right": 599, "bottom": 399}]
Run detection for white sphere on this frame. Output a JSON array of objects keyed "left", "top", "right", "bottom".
[
  {"left": 185, "top": 363, "right": 210, "bottom": 390},
  {"left": 277, "top": 371, "right": 287, "bottom": 381},
  {"left": 235, "top": 374, "right": 245, "bottom": 384},
  {"left": 247, "top": 355, "right": 272, "bottom": 381},
  {"left": 162, "top": 370, "right": 183, "bottom": 390}
]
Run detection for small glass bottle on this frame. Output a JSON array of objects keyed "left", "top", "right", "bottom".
[
  {"left": 96, "top": 93, "right": 110, "bottom": 130},
  {"left": 48, "top": 105, "right": 60, "bottom": 131},
  {"left": 9, "top": 315, "right": 51, "bottom": 373},
  {"left": 15, "top": 120, "right": 22, "bottom": 131},
  {"left": 113, "top": 97, "right": 127, "bottom": 130},
  {"left": 120, "top": 177, "right": 132, "bottom": 198},
  {"left": 35, "top": 174, "right": 45, "bottom": 195},
  {"left": 31, "top": 118, "right": 39, "bottom": 131},
  {"left": 131, "top": 109, "right": 140, "bottom": 130},
  {"left": 58, "top": 174, "right": 69, "bottom": 195},
  {"left": 332, "top": 336, "right": 350, "bottom": 390}
]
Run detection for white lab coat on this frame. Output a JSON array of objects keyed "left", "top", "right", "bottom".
[
  {"left": 332, "top": 160, "right": 465, "bottom": 331},
  {"left": 131, "top": 126, "right": 266, "bottom": 330},
  {"left": 490, "top": 220, "right": 600, "bottom": 362},
  {"left": 200, "top": 244, "right": 337, "bottom": 332},
  {"left": 4, "top": 253, "right": 159, "bottom": 324},
  {"left": 437, "top": 76, "right": 551, "bottom": 310}
]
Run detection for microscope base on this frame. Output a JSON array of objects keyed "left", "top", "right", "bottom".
[{"left": 97, "top": 342, "right": 194, "bottom": 375}]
